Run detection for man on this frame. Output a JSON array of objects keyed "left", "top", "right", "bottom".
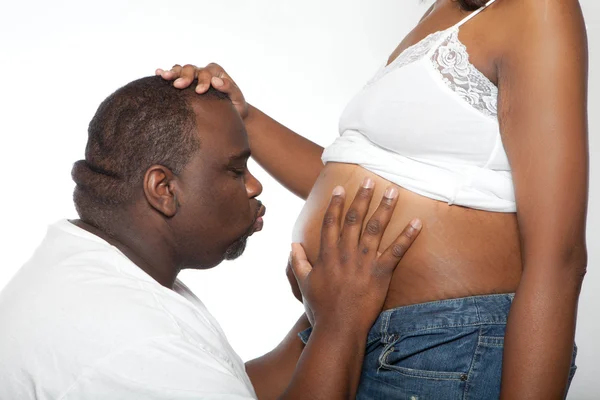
[{"left": 0, "top": 76, "right": 420, "bottom": 399}]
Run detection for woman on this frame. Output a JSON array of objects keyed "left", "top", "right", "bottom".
[{"left": 158, "top": 0, "right": 589, "bottom": 398}]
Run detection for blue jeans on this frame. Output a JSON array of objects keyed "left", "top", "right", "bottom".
[{"left": 299, "top": 294, "right": 577, "bottom": 399}]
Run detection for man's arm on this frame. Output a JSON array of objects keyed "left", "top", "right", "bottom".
[
  {"left": 497, "top": 1, "right": 588, "bottom": 398},
  {"left": 246, "top": 314, "right": 372, "bottom": 400},
  {"left": 279, "top": 322, "right": 367, "bottom": 400},
  {"left": 245, "top": 314, "right": 310, "bottom": 400}
]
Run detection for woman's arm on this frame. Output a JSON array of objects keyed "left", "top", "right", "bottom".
[
  {"left": 157, "top": 65, "right": 325, "bottom": 199},
  {"left": 497, "top": 1, "right": 588, "bottom": 398},
  {"left": 244, "top": 104, "right": 324, "bottom": 200}
]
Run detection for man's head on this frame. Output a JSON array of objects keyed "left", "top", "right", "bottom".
[{"left": 72, "top": 76, "right": 264, "bottom": 269}]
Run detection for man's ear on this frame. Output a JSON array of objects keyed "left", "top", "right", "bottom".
[{"left": 143, "top": 165, "right": 179, "bottom": 218}]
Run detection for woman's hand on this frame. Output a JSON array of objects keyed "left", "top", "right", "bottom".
[
  {"left": 156, "top": 63, "right": 248, "bottom": 119},
  {"left": 290, "top": 179, "right": 422, "bottom": 333}
]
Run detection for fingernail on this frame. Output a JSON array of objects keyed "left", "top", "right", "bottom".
[
  {"left": 384, "top": 187, "right": 398, "bottom": 199},
  {"left": 410, "top": 218, "right": 422, "bottom": 230},
  {"left": 212, "top": 76, "right": 224, "bottom": 87},
  {"left": 332, "top": 186, "right": 344, "bottom": 196},
  {"left": 196, "top": 84, "right": 207, "bottom": 93},
  {"left": 174, "top": 78, "right": 183, "bottom": 85},
  {"left": 362, "top": 177, "right": 374, "bottom": 189}
]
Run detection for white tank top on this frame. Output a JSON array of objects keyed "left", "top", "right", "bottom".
[{"left": 322, "top": 0, "right": 515, "bottom": 212}]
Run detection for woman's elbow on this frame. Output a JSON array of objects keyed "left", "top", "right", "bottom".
[
  {"left": 556, "top": 242, "right": 588, "bottom": 289},
  {"left": 563, "top": 241, "right": 588, "bottom": 279}
]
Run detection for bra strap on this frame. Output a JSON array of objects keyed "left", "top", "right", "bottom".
[{"left": 455, "top": 0, "right": 497, "bottom": 28}]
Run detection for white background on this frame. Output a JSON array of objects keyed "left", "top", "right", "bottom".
[{"left": 0, "top": 0, "right": 597, "bottom": 398}]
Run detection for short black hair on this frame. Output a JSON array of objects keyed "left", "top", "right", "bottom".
[{"left": 72, "top": 76, "right": 229, "bottom": 229}]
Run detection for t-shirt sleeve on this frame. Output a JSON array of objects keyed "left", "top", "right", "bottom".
[{"left": 58, "top": 335, "right": 257, "bottom": 400}]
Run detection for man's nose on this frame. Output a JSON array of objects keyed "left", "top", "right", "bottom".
[{"left": 246, "top": 171, "right": 263, "bottom": 198}]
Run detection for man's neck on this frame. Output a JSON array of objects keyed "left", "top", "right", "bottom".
[{"left": 70, "top": 219, "right": 180, "bottom": 289}]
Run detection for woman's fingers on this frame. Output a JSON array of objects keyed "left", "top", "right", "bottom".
[
  {"left": 172, "top": 64, "right": 197, "bottom": 88},
  {"left": 377, "top": 218, "right": 422, "bottom": 275},
  {"left": 319, "top": 186, "right": 346, "bottom": 258},
  {"left": 359, "top": 187, "right": 399, "bottom": 254},
  {"left": 192, "top": 68, "right": 212, "bottom": 93},
  {"left": 209, "top": 75, "right": 235, "bottom": 95},
  {"left": 195, "top": 63, "right": 228, "bottom": 93},
  {"left": 159, "top": 64, "right": 183, "bottom": 80},
  {"left": 339, "top": 178, "right": 375, "bottom": 248}
]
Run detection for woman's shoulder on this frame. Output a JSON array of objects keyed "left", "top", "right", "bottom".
[{"left": 493, "top": 0, "right": 586, "bottom": 53}]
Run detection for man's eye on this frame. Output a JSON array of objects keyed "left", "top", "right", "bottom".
[{"left": 230, "top": 168, "right": 245, "bottom": 178}]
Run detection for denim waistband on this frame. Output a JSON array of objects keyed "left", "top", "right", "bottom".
[
  {"left": 367, "top": 293, "right": 515, "bottom": 343},
  {"left": 298, "top": 293, "right": 515, "bottom": 345}
]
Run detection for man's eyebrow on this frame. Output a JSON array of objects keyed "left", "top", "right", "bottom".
[{"left": 228, "top": 149, "right": 252, "bottom": 162}]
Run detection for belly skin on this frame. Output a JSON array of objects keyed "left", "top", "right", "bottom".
[{"left": 293, "top": 162, "right": 523, "bottom": 309}]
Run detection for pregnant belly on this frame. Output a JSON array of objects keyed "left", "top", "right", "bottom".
[{"left": 292, "top": 162, "right": 523, "bottom": 309}]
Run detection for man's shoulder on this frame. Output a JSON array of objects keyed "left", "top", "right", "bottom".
[
  {"left": 0, "top": 221, "right": 254, "bottom": 399},
  {"left": 1, "top": 219, "right": 228, "bottom": 347},
  {"left": 0, "top": 219, "right": 225, "bottom": 365}
]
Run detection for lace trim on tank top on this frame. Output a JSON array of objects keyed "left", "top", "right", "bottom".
[
  {"left": 367, "top": 29, "right": 448, "bottom": 84},
  {"left": 367, "top": 27, "right": 498, "bottom": 118},
  {"left": 431, "top": 28, "right": 498, "bottom": 117}
]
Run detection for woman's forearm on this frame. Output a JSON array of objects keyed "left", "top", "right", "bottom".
[
  {"left": 500, "top": 257, "right": 585, "bottom": 399},
  {"left": 244, "top": 105, "right": 325, "bottom": 200}
]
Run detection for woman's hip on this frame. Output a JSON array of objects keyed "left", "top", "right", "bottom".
[{"left": 358, "top": 293, "right": 577, "bottom": 400}]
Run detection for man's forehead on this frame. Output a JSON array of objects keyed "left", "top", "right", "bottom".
[
  {"left": 228, "top": 149, "right": 252, "bottom": 161},
  {"left": 190, "top": 98, "right": 249, "bottom": 150}
]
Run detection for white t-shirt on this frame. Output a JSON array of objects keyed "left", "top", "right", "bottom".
[{"left": 0, "top": 220, "right": 257, "bottom": 400}]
